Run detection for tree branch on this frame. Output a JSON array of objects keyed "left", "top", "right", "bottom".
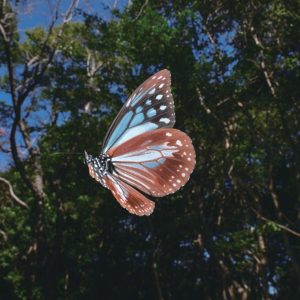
[
  {"left": 0, "top": 229, "right": 8, "bottom": 241},
  {"left": 251, "top": 29, "right": 277, "bottom": 98},
  {"left": 0, "top": 5, "right": 37, "bottom": 193},
  {"left": 0, "top": 176, "right": 28, "bottom": 208},
  {"left": 1, "top": 0, "right": 80, "bottom": 200},
  {"left": 251, "top": 208, "right": 300, "bottom": 238},
  {"left": 134, "top": 0, "right": 149, "bottom": 21}
]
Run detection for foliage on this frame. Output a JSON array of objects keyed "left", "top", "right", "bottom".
[{"left": 0, "top": 0, "right": 300, "bottom": 299}]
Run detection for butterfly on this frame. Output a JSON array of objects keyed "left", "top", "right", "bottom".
[{"left": 85, "top": 70, "right": 196, "bottom": 216}]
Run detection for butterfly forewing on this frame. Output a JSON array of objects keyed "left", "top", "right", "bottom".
[
  {"left": 102, "top": 70, "right": 175, "bottom": 153},
  {"left": 108, "top": 128, "right": 196, "bottom": 197},
  {"left": 103, "top": 174, "right": 155, "bottom": 216}
]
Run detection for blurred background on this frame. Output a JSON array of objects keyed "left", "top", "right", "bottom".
[{"left": 0, "top": 0, "right": 300, "bottom": 299}]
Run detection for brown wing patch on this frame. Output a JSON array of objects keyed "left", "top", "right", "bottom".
[
  {"left": 109, "top": 128, "right": 196, "bottom": 197},
  {"left": 103, "top": 175, "right": 155, "bottom": 216}
]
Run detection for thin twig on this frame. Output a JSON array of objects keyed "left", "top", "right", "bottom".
[
  {"left": 0, "top": 176, "right": 28, "bottom": 208},
  {"left": 251, "top": 28, "right": 277, "bottom": 98},
  {"left": 251, "top": 208, "right": 300, "bottom": 238},
  {"left": 0, "top": 23, "right": 8, "bottom": 41},
  {"left": 134, "top": 0, "right": 148, "bottom": 21}
]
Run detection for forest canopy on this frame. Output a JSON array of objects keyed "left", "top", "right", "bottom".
[{"left": 0, "top": 0, "right": 300, "bottom": 299}]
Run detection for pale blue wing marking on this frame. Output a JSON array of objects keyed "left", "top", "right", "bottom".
[
  {"left": 110, "top": 122, "right": 158, "bottom": 151},
  {"left": 151, "top": 145, "right": 165, "bottom": 150},
  {"left": 104, "top": 111, "right": 133, "bottom": 152},
  {"left": 146, "top": 108, "right": 156, "bottom": 118},
  {"left": 116, "top": 162, "right": 146, "bottom": 170},
  {"left": 158, "top": 158, "right": 166, "bottom": 164},
  {"left": 130, "top": 86, "right": 154, "bottom": 107},
  {"left": 112, "top": 138, "right": 179, "bottom": 162},
  {"left": 136, "top": 106, "right": 143, "bottom": 113},
  {"left": 142, "top": 161, "right": 160, "bottom": 168},
  {"left": 129, "top": 113, "right": 144, "bottom": 127},
  {"left": 161, "top": 149, "right": 178, "bottom": 157},
  {"left": 112, "top": 148, "right": 162, "bottom": 163}
]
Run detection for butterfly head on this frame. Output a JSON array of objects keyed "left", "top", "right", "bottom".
[{"left": 84, "top": 150, "right": 93, "bottom": 164}]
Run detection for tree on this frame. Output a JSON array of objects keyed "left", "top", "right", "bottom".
[{"left": 1, "top": 0, "right": 299, "bottom": 299}]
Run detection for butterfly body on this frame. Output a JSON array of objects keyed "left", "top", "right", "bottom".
[
  {"left": 85, "top": 70, "right": 196, "bottom": 216},
  {"left": 85, "top": 151, "right": 112, "bottom": 187}
]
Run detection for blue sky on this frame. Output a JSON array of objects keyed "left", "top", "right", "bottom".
[{"left": 0, "top": 0, "right": 127, "bottom": 171}]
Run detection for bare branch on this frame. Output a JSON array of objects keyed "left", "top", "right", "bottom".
[
  {"left": 86, "top": 50, "right": 103, "bottom": 78},
  {"left": 112, "top": 0, "right": 118, "bottom": 10},
  {"left": 134, "top": 0, "right": 149, "bottom": 21},
  {"left": 0, "top": 229, "right": 8, "bottom": 241},
  {"left": 0, "top": 3, "right": 36, "bottom": 193},
  {"left": 216, "top": 97, "right": 230, "bottom": 107},
  {"left": 251, "top": 208, "right": 300, "bottom": 238},
  {"left": 251, "top": 28, "right": 277, "bottom": 98},
  {"left": 1, "top": 0, "right": 80, "bottom": 199},
  {"left": 0, "top": 176, "right": 28, "bottom": 208},
  {"left": 0, "top": 23, "right": 8, "bottom": 41},
  {"left": 196, "top": 88, "right": 211, "bottom": 114},
  {"left": 18, "top": 0, "right": 80, "bottom": 102},
  {"left": 19, "top": 119, "right": 34, "bottom": 153},
  {"left": 63, "top": 0, "right": 80, "bottom": 23}
]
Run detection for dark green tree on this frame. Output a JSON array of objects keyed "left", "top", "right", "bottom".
[{"left": 1, "top": 0, "right": 299, "bottom": 299}]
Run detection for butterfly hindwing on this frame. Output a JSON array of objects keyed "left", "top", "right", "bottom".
[
  {"left": 108, "top": 128, "right": 196, "bottom": 197},
  {"left": 102, "top": 70, "right": 175, "bottom": 153},
  {"left": 103, "top": 174, "right": 155, "bottom": 216}
]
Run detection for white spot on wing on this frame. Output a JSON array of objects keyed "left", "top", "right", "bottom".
[
  {"left": 156, "top": 94, "right": 163, "bottom": 100},
  {"left": 160, "top": 118, "right": 170, "bottom": 124},
  {"left": 160, "top": 105, "right": 167, "bottom": 111},
  {"left": 176, "top": 140, "right": 183, "bottom": 146},
  {"left": 149, "top": 88, "right": 156, "bottom": 95},
  {"left": 166, "top": 132, "right": 172, "bottom": 137}
]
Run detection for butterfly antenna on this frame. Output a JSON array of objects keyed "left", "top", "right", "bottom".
[{"left": 47, "top": 152, "right": 83, "bottom": 156}]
